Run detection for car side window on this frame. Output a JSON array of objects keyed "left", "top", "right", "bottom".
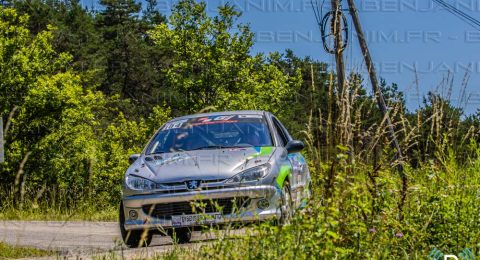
[
  {"left": 272, "top": 117, "right": 288, "bottom": 147},
  {"left": 276, "top": 118, "right": 292, "bottom": 142}
]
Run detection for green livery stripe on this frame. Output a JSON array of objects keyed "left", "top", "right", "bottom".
[
  {"left": 276, "top": 165, "right": 292, "bottom": 188},
  {"left": 247, "top": 146, "right": 274, "bottom": 160},
  {"left": 259, "top": 146, "right": 273, "bottom": 156}
]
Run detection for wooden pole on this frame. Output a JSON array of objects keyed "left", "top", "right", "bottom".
[
  {"left": 329, "top": 0, "right": 350, "bottom": 153},
  {"left": 330, "top": 0, "right": 346, "bottom": 97},
  {"left": 346, "top": 0, "right": 407, "bottom": 220}
]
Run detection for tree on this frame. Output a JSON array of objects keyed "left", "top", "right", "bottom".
[
  {"left": 10, "top": 0, "right": 57, "bottom": 34},
  {"left": 94, "top": 0, "right": 169, "bottom": 116},
  {"left": 150, "top": 0, "right": 301, "bottom": 117},
  {"left": 0, "top": 8, "right": 69, "bottom": 116},
  {"left": 12, "top": 0, "right": 104, "bottom": 87},
  {"left": 143, "top": 0, "right": 164, "bottom": 25},
  {"left": 0, "top": 8, "right": 171, "bottom": 208},
  {"left": 0, "top": 8, "right": 103, "bottom": 206}
]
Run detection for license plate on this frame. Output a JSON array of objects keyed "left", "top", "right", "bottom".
[{"left": 171, "top": 213, "right": 223, "bottom": 227}]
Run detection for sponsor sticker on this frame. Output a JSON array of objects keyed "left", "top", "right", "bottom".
[{"left": 163, "top": 119, "right": 188, "bottom": 130}]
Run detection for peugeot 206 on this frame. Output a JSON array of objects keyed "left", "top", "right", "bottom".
[{"left": 119, "top": 111, "right": 311, "bottom": 247}]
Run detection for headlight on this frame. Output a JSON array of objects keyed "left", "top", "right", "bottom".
[
  {"left": 125, "top": 175, "right": 156, "bottom": 190},
  {"left": 226, "top": 164, "right": 270, "bottom": 183}
]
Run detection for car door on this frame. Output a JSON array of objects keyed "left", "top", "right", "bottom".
[{"left": 270, "top": 116, "right": 310, "bottom": 209}]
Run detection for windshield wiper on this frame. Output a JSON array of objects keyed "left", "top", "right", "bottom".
[
  {"left": 148, "top": 152, "right": 166, "bottom": 155},
  {"left": 229, "top": 145, "right": 254, "bottom": 148},
  {"left": 189, "top": 145, "right": 254, "bottom": 151},
  {"left": 189, "top": 145, "right": 227, "bottom": 151}
]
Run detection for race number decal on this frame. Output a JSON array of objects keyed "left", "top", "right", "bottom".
[{"left": 163, "top": 119, "right": 188, "bottom": 130}]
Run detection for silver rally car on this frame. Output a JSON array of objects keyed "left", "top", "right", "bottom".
[{"left": 119, "top": 111, "right": 311, "bottom": 247}]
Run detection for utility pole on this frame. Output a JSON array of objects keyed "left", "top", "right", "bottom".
[
  {"left": 330, "top": 0, "right": 347, "bottom": 97},
  {"left": 346, "top": 0, "right": 407, "bottom": 220},
  {"left": 326, "top": 0, "right": 350, "bottom": 154}
]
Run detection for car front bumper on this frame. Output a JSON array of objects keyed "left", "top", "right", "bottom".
[{"left": 121, "top": 185, "right": 282, "bottom": 230}]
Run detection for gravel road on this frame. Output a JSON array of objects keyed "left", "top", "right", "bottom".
[{"left": 0, "top": 221, "right": 235, "bottom": 258}]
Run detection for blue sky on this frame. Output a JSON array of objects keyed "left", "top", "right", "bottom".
[{"left": 83, "top": 0, "right": 480, "bottom": 115}]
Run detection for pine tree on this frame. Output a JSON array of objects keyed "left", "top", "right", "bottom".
[
  {"left": 143, "top": 0, "right": 165, "bottom": 25},
  {"left": 96, "top": 0, "right": 166, "bottom": 112}
]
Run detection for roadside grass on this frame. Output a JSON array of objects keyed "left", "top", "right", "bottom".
[
  {"left": 90, "top": 246, "right": 197, "bottom": 260},
  {"left": 0, "top": 205, "right": 117, "bottom": 221},
  {"left": 153, "top": 157, "right": 480, "bottom": 259},
  {"left": 0, "top": 187, "right": 118, "bottom": 221},
  {"left": 0, "top": 241, "right": 53, "bottom": 259}
]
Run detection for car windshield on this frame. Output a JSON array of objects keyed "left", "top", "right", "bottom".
[{"left": 146, "top": 114, "right": 273, "bottom": 154}]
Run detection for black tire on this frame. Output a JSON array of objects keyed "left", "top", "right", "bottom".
[
  {"left": 119, "top": 202, "right": 153, "bottom": 248},
  {"left": 279, "top": 181, "right": 294, "bottom": 225},
  {"left": 169, "top": 227, "right": 192, "bottom": 244}
]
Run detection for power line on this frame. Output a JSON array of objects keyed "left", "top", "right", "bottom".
[
  {"left": 432, "top": 0, "right": 480, "bottom": 31},
  {"left": 433, "top": 0, "right": 480, "bottom": 29},
  {"left": 311, "top": 0, "right": 322, "bottom": 26},
  {"left": 320, "top": 11, "right": 349, "bottom": 54},
  {"left": 434, "top": 0, "right": 480, "bottom": 27},
  {"left": 311, "top": 0, "right": 349, "bottom": 54}
]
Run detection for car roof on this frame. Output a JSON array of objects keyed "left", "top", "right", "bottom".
[{"left": 168, "top": 110, "right": 268, "bottom": 122}]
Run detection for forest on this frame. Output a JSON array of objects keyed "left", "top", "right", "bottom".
[{"left": 1, "top": 0, "right": 480, "bottom": 258}]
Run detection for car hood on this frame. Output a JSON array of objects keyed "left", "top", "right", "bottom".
[{"left": 130, "top": 147, "right": 276, "bottom": 183}]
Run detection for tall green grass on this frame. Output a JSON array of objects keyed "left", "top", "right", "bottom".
[
  {"left": 160, "top": 153, "right": 480, "bottom": 259},
  {"left": 0, "top": 187, "right": 117, "bottom": 221}
]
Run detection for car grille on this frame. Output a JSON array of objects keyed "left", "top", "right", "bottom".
[
  {"left": 154, "top": 179, "right": 230, "bottom": 194},
  {"left": 158, "top": 179, "right": 226, "bottom": 187},
  {"left": 142, "top": 197, "right": 250, "bottom": 219}
]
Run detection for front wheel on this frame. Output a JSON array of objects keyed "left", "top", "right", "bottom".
[
  {"left": 279, "top": 181, "right": 294, "bottom": 225},
  {"left": 119, "top": 202, "right": 153, "bottom": 248}
]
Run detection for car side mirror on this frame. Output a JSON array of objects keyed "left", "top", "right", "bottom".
[
  {"left": 285, "top": 140, "right": 305, "bottom": 154},
  {"left": 128, "top": 154, "right": 140, "bottom": 165}
]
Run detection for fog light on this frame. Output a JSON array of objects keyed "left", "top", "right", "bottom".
[
  {"left": 128, "top": 210, "right": 138, "bottom": 220},
  {"left": 257, "top": 199, "right": 270, "bottom": 210}
]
